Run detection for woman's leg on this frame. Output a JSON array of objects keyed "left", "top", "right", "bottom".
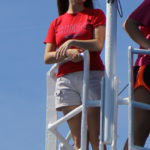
[
  {"left": 62, "top": 106, "right": 81, "bottom": 150},
  {"left": 133, "top": 87, "right": 150, "bottom": 146},
  {"left": 87, "top": 107, "right": 106, "bottom": 150},
  {"left": 87, "top": 107, "right": 100, "bottom": 150},
  {"left": 124, "top": 87, "right": 150, "bottom": 150},
  {"left": 62, "top": 105, "right": 90, "bottom": 150}
]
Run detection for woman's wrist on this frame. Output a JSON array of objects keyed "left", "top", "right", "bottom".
[{"left": 69, "top": 39, "right": 77, "bottom": 47}]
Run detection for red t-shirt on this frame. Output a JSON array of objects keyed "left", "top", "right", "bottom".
[
  {"left": 129, "top": 0, "right": 150, "bottom": 66},
  {"left": 44, "top": 8, "right": 106, "bottom": 77}
]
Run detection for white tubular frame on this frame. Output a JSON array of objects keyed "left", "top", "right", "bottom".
[
  {"left": 45, "top": 66, "right": 58, "bottom": 150},
  {"left": 46, "top": 50, "right": 104, "bottom": 150},
  {"left": 80, "top": 50, "right": 89, "bottom": 150},
  {"left": 128, "top": 46, "right": 150, "bottom": 150},
  {"left": 104, "top": 0, "right": 118, "bottom": 145}
]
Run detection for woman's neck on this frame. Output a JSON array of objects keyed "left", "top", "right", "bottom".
[{"left": 67, "top": 2, "right": 85, "bottom": 14}]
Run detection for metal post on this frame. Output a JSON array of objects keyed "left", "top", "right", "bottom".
[
  {"left": 81, "top": 50, "right": 90, "bottom": 150},
  {"left": 128, "top": 46, "right": 134, "bottom": 150},
  {"left": 104, "top": 0, "right": 118, "bottom": 144},
  {"left": 99, "top": 77, "right": 105, "bottom": 150},
  {"left": 45, "top": 67, "right": 58, "bottom": 150},
  {"left": 112, "top": 76, "right": 119, "bottom": 150}
]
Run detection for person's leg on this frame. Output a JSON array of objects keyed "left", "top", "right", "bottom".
[
  {"left": 87, "top": 107, "right": 100, "bottom": 150},
  {"left": 123, "top": 87, "right": 150, "bottom": 150},
  {"left": 133, "top": 87, "right": 150, "bottom": 146},
  {"left": 62, "top": 105, "right": 90, "bottom": 150},
  {"left": 123, "top": 140, "right": 128, "bottom": 150},
  {"left": 62, "top": 106, "right": 81, "bottom": 150},
  {"left": 85, "top": 71, "right": 106, "bottom": 150},
  {"left": 87, "top": 107, "right": 106, "bottom": 150}
]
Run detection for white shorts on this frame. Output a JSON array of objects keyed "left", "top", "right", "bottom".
[{"left": 55, "top": 71, "right": 104, "bottom": 110}]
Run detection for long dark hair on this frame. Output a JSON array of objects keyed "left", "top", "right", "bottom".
[{"left": 57, "top": 0, "right": 93, "bottom": 15}]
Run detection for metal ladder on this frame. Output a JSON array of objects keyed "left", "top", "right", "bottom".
[{"left": 128, "top": 46, "right": 150, "bottom": 150}]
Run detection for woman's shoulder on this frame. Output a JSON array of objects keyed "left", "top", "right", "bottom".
[{"left": 50, "top": 13, "right": 66, "bottom": 26}]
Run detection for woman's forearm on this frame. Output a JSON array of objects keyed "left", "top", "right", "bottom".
[
  {"left": 44, "top": 43, "right": 67, "bottom": 64},
  {"left": 70, "top": 39, "right": 103, "bottom": 51},
  {"left": 44, "top": 47, "right": 82, "bottom": 64},
  {"left": 44, "top": 51, "right": 66, "bottom": 64},
  {"left": 123, "top": 18, "right": 150, "bottom": 49},
  {"left": 69, "top": 26, "right": 105, "bottom": 51}
]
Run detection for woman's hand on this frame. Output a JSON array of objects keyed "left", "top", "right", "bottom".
[
  {"left": 44, "top": 43, "right": 67, "bottom": 64},
  {"left": 55, "top": 40, "right": 73, "bottom": 60},
  {"left": 66, "top": 49, "right": 84, "bottom": 63}
]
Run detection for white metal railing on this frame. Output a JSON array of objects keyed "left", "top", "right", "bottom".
[
  {"left": 45, "top": 64, "right": 58, "bottom": 150},
  {"left": 45, "top": 49, "right": 133, "bottom": 150},
  {"left": 104, "top": 0, "right": 118, "bottom": 145},
  {"left": 46, "top": 50, "right": 104, "bottom": 150},
  {"left": 128, "top": 46, "right": 150, "bottom": 150}
]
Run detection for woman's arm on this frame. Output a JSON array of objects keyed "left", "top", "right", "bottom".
[
  {"left": 55, "top": 25, "right": 105, "bottom": 59},
  {"left": 71, "top": 25, "right": 105, "bottom": 51},
  {"left": 44, "top": 43, "right": 83, "bottom": 64},
  {"left": 44, "top": 43, "right": 66, "bottom": 64},
  {"left": 123, "top": 18, "right": 150, "bottom": 49}
]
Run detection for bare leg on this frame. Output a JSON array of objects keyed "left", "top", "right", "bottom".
[
  {"left": 62, "top": 106, "right": 81, "bottom": 150},
  {"left": 123, "top": 87, "right": 150, "bottom": 150},
  {"left": 87, "top": 107, "right": 106, "bottom": 150},
  {"left": 134, "top": 87, "right": 150, "bottom": 146},
  {"left": 123, "top": 140, "right": 128, "bottom": 150},
  {"left": 62, "top": 106, "right": 89, "bottom": 150}
]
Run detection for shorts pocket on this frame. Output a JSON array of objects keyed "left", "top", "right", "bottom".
[{"left": 55, "top": 90, "right": 61, "bottom": 101}]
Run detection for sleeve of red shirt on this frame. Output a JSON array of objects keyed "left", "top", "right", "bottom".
[
  {"left": 91, "top": 9, "right": 106, "bottom": 28},
  {"left": 129, "top": 0, "right": 150, "bottom": 26},
  {"left": 44, "top": 20, "right": 56, "bottom": 44}
]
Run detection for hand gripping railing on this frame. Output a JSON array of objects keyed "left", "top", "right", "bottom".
[{"left": 128, "top": 46, "right": 150, "bottom": 150}]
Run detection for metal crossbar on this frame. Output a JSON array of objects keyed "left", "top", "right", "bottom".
[{"left": 128, "top": 46, "right": 150, "bottom": 150}]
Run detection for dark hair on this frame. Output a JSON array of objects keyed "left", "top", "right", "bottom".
[{"left": 57, "top": 0, "right": 93, "bottom": 15}]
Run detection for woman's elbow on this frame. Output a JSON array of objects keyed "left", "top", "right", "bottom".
[
  {"left": 123, "top": 18, "right": 139, "bottom": 33},
  {"left": 123, "top": 19, "right": 129, "bottom": 32},
  {"left": 44, "top": 55, "right": 50, "bottom": 64},
  {"left": 44, "top": 58, "right": 48, "bottom": 64},
  {"left": 44, "top": 55, "right": 56, "bottom": 64},
  {"left": 98, "top": 41, "right": 104, "bottom": 52}
]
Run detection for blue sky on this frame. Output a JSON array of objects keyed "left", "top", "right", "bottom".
[{"left": 0, "top": 0, "right": 149, "bottom": 150}]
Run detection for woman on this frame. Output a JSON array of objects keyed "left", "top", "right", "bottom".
[
  {"left": 123, "top": 0, "right": 150, "bottom": 149},
  {"left": 44, "top": 0, "right": 106, "bottom": 149}
]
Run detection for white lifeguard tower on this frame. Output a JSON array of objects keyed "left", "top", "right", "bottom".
[{"left": 45, "top": 0, "right": 150, "bottom": 150}]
